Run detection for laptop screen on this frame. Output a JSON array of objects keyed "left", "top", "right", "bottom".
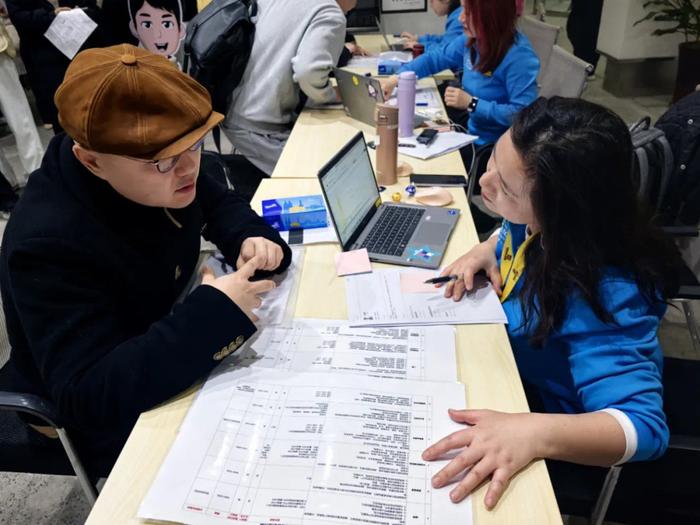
[{"left": 319, "top": 133, "right": 381, "bottom": 248}]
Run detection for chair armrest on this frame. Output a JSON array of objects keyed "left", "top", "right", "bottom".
[
  {"left": 662, "top": 226, "right": 699, "bottom": 238},
  {"left": 676, "top": 285, "right": 700, "bottom": 300},
  {"left": 0, "top": 391, "right": 61, "bottom": 427},
  {"left": 669, "top": 434, "right": 700, "bottom": 452}
]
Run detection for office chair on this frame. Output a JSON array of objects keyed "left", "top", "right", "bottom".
[
  {"left": 518, "top": 15, "right": 560, "bottom": 86},
  {"left": 538, "top": 45, "right": 594, "bottom": 98}
]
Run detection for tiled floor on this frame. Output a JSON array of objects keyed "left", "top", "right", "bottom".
[{"left": 0, "top": 5, "right": 698, "bottom": 525}]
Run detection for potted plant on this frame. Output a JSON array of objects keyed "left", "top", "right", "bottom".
[{"left": 635, "top": 0, "right": 700, "bottom": 102}]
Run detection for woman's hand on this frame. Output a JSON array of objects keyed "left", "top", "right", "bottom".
[
  {"left": 400, "top": 31, "right": 417, "bottom": 41},
  {"left": 444, "top": 87, "right": 472, "bottom": 110},
  {"left": 439, "top": 238, "right": 501, "bottom": 301},
  {"left": 379, "top": 75, "right": 399, "bottom": 99},
  {"left": 54, "top": 6, "right": 72, "bottom": 14},
  {"left": 423, "top": 409, "right": 541, "bottom": 509}
]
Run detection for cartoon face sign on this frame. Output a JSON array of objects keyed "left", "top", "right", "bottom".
[{"left": 129, "top": 0, "right": 185, "bottom": 58}]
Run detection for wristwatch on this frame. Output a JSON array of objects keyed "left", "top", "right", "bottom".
[{"left": 467, "top": 96, "right": 479, "bottom": 113}]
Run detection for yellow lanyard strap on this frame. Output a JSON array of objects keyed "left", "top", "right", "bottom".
[{"left": 499, "top": 230, "right": 537, "bottom": 303}]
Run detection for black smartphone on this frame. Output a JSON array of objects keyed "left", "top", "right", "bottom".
[
  {"left": 416, "top": 128, "right": 438, "bottom": 146},
  {"left": 410, "top": 174, "right": 467, "bottom": 187}
]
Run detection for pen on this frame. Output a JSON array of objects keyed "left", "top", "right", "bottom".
[
  {"left": 424, "top": 275, "right": 458, "bottom": 284},
  {"left": 415, "top": 102, "right": 428, "bottom": 106},
  {"left": 398, "top": 143, "right": 415, "bottom": 148}
]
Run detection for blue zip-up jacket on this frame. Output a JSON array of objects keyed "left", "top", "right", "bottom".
[
  {"left": 418, "top": 7, "right": 464, "bottom": 52},
  {"left": 495, "top": 221, "right": 669, "bottom": 462},
  {"left": 399, "top": 32, "right": 539, "bottom": 145}
]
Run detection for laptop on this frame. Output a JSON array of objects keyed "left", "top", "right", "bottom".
[
  {"left": 375, "top": 16, "right": 405, "bottom": 51},
  {"left": 334, "top": 68, "right": 429, "bottom": 128},
  {"left": 318, "top": 132, "right": 459, "bottom": 269}
]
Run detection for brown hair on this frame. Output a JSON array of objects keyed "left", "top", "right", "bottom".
[{"left": 464, "top": 0, "right": 517, "bottom": 74}]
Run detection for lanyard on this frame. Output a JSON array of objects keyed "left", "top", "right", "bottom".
[{"left": 499, "top": 229, "right": 537, "bottom": 303}]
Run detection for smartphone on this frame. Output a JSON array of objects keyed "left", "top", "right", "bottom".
[
  {"left": 416, "top": 128, "right": 438, "bottom": 146},
  {"left": 410, "top": 174, "right": 467, "bottom": 187}
]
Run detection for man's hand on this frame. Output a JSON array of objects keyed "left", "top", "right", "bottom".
[
  {"left": 237, "top": 237, "right": 283, "bottom": 272},
  {"left": 444, "top": 87, "right": 472, "bottom": 110},
  {"left": 54, "top": 6, "right": 72, "bottom": 14},
  {"left": 201, "top": 257, "right": 275, "bottom": 322},
  {"left": 345, "top": 42, "right": 369, "bottom": 56},
  {"left": 379, "top": 75, "right": 399, "bottom": 99}
]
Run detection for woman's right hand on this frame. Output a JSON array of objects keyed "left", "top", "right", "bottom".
[
  {"left": 379, "top": 75, "right": 399, "bottom": 99},
  {"left": 200, "top": 257, "right": 275, "bottom": 323},
  {"left": 439, "top": 238, "right": 502, "bottom": 301},
  {"left": 400, "top": 31, "right": 417, "bottom": 41}
]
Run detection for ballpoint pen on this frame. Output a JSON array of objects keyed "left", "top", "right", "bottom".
[
  {"left": 423, "top": 274, "right": 458, "bottom": 284},
  {"left": 398, "top": 143, "right": 416, "bottom": 148}
]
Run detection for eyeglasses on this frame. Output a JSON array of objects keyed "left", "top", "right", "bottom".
[{"left": 128, "top": 139, "right": 204, "bottom": 174}]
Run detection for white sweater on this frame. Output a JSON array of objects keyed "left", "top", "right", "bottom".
[{"left": 224, "top": 0, "right": 346, "bottom": 132}]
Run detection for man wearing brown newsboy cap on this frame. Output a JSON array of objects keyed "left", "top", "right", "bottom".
[{"left": 0, "top": 45, "right": 291, "bottom": 475}]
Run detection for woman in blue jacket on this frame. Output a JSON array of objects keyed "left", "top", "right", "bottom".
[
  {"left": 423, "top": 97, "right": 683, "bottom": 509},
  {"left": 400, "top": 0, "right": 463, "bottom": 52},
  {"left": 381, "top": 0, "right": 539, "bottom": 147}
]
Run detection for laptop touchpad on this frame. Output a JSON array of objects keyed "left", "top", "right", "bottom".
[{"left": 412, "top": 222, "right": 450, "bottom": 245}]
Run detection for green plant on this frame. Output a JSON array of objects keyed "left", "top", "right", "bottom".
[{"left": 634, "top": 0, "right": 700, "bottom": 42}]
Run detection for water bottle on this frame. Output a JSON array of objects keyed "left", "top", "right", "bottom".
[
  {"left": 375, "top": 103, "right": 398, "bottom": 185},
  {"left": 397, "top": 71, "right": 416, "bottom": 138}
]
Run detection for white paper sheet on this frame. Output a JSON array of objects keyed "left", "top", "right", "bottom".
[
  {"left": 346, "top": 55, "right": 379, "bottom": 69},
  {"left": 139, "top": 368, "right": 472, "bottom": 525},
  {"left": 43, "top": 8, "right": 97, "bottom": 59},
  {"left": 346, "top": 269, "right": 507, "bottom": 327},
  {"left": 205, "top": 247, "right": 303, "bottom": 325},
  {"left": 220, "top": 319, "right": 457, "bottom": 382},
  {"left": 397, "top": 131, "right": 479, "bottom": 160}
]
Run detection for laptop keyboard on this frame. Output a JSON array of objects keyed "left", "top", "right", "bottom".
[{"left": 360, "top": 207, "right": 425, "bottom": 256}]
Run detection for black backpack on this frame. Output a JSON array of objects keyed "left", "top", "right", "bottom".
[{"left": 183, "top": 0, "right": 257, "bottom": 118}]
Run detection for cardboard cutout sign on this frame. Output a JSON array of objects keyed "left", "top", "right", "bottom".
[{"left": 128, "top": 0, "right": 185, "bottom": 59}]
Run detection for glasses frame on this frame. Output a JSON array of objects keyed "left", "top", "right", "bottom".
[{"left": 127, "top": 138, "right": 205, "bottom": 174}]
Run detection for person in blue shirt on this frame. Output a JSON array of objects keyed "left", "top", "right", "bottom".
[
  {"left": 400, "top": 0, "right": 463, "bottom": 53},
  {"left": 381, "top": 0, "right": 539, "bottom": 147},
  {"left": 421, "top": 97, "right": 683, "bottom": 510}
]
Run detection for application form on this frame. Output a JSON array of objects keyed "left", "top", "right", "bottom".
[
  {"left": 139, "top": 368, "right": 472, "bottom": 525},
  {"left": 346, "top": 269, "right": 507, "bottom": 326},
  {"left": 222, "top": 319, "right": 457, "bottom": 382}
]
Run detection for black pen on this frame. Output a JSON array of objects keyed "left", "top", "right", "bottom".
[
  {"left": 398, "top": 143, "right": 416, "bottom": 148},
  {"left": 424, "top": 274, "right": 459, "bottom": 284}
]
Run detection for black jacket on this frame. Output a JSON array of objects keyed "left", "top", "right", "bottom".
[
  {"left": 0, "top": 134, "right": 291, "bottom": 475},
  {"left": 6, "top": 0, "right": 103, "bottom": 126},
  {"left": 655, "top": 90, "right": 700, "bottom": 226}
]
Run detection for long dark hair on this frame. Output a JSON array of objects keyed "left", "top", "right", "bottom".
[
  {"left": 464, "top": 0, "right": 517, "bottom": 74},
  {"left": 510, "top": 97, "right": 682, "bottom": 346}
]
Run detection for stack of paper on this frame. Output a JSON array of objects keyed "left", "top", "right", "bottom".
[
  {"left": 345, "top": 268, "right": 507, "bottom": 327},
  {"left": 398, "top": 131, "right": 479, "bottom": 160}
]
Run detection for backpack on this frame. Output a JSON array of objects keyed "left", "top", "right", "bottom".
[
  {"left": 628, "top": 116, "right": 675, "bottom": 223},
  {"left": 183, "top": 0, "right": 257, "bottom": 133}
]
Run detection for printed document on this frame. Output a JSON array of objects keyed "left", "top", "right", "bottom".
[
  {"left": 221, "top": 319, "right": 458, "bottom": 382},
  {"left": 44, "top": 8, "right": 97, "bottom": 59},
  {"left": 346, "top": 269, "right": 507, "bottom": 326},
  {"left": 139, "top": 368, "right": 472, "bottom": 525}
]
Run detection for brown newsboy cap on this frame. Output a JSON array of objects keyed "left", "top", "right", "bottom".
[{"left": 55, "top": 44, "right": 223, "bottom": 160}]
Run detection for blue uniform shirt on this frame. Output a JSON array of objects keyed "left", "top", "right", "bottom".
[
  {"left": 418, "top": 7, "right": 464, "bottom": 51},
  {"left": 399, "top": 32, "right": 539, "bottom": 145},
  {"left": 495, "top": 221, "right": 669, "bottom": 462}
]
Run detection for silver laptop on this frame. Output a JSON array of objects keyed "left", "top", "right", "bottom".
[
  {"left": 375, "top": 16, "right": 405, "bottom": 51},
  {"left": 318, "top": 132, "right": 459, "bottom": 269},
  {"left": 334, "top": 68, "right": 428, "bottom": 128}
]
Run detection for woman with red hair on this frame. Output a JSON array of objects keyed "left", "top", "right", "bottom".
[{"left": 382, "top": 0, "right": 538, "bottom": 147}]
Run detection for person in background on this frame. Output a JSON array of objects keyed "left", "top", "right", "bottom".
[
  {"left": 566, "top": 0, "right": 604, "bottom": 76},
  {"left": 5, "top": 0, "right": 103, "bottom": 133},
  {"left": 0, "top": 8, "right": 44, "bottom": 183},
  {"left": 424, "top": 97, "right": 682, "bottom": 509},
  {"left": 101, "top": 0, "right": 196, "bottom": 46},
  {"left": 0, "top": 45, "right": 291, "bottom": 476},
  {"left": 337, "top": 31, "right": 368, "bottom": 68},
  {"left": 222, "top": 0, "right": 355, "bottom": 178},
  {"left": 401, "top": 0, "right": 463, "bottom": 53},
  {"left": 381, "top": 0, "right": 539, "bottom": 154}
]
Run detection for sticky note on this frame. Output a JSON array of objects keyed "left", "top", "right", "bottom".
[
  {"left": 400, "top": 271, "right": 440, "bottom": 293},
  {"left": 335, "top": 249, "right": 372, "bottom": 277}
]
